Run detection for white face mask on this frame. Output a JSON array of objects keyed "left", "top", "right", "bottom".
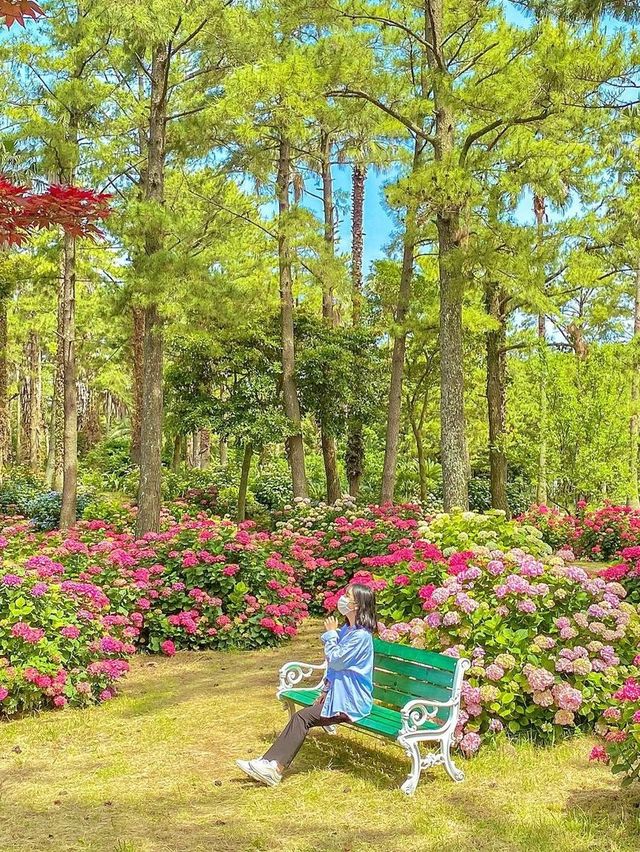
[{"left": 337, "top": 594, "right": 352, "bottom": 616}]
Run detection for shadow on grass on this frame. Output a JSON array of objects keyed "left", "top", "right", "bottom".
[
  {"left": 254, "top": 723, "right": 461, "bottom": 791},
  {"left": 4, "top": 775, "right": 637, "bottom": 852},
  {"left": 116, "top": 628, "right": 323, "bottom": 719},
  {"left": 566, "top": 784, "right": 640, "bottom": 830}
]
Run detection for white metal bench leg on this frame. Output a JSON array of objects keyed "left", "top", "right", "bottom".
[
  {"left": 441, "top": 731, "right": 465, "bottom": 782},
  {"left": 400, "top": 740, "right": 422, "bottom": 796}
]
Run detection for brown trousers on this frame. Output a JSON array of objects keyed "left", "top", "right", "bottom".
[{"left": 263, "top": 698, "right": 349, "bottom": 768}]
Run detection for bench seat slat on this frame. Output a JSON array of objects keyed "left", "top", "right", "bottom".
[
  {"left": 374, "top": 638, "right": 458, "bottom": 672},
  {"left": 279, "top": 688, "right": 443, "bottom": 738}
]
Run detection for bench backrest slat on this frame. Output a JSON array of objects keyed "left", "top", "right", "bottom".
[
  {"left": 371, "top": 638, "right": 460, "bottom": 714},
  {"left": 373, "top": 637, "right": 458, "bottom": 672},
  {"left": 375, "top": 654, "right": 455, "bottom": 688},
  {"left": 374, "top": 668, "right": 452, "bottom": 704}
]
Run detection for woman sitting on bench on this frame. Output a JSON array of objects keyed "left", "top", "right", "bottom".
[{"left": 236, "top": 583, "right": 377, "bottom": 787}]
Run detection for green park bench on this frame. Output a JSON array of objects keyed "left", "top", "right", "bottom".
[{"left": 277, "top": 636, "right": 471, "bottom": 794}]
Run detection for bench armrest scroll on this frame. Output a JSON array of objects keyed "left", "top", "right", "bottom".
[
  {"left": 277, "top": 660, "right": 328, "bottom": 695},
  {"left": 400, "top": 696, "right": 460, "bottom": 734}
]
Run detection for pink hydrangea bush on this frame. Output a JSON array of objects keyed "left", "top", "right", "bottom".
[
  {"left": 516, "top": 506, "right": 578, "bottom": 552},
  {"left": 272, "top": 502, "right": 427, "bottom": 613},
  {"left": 0, "top": 567, "right": 133, "bottom": 716},
  {"left": 0, "top": 516, "right": 309, "bottom": 654},
  {"left": 600, "top": 549, "right": 640, "bottom": 607},
  {"left": 329, "top": 545, "right": 640, "bottom": 754},
  {"left": 590, "top": 675, "right": 640, "bottom": 785},
  {"left": 519, "top": 503, "right": 640, "bottom": 561}
]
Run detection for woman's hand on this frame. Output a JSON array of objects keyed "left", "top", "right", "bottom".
[{"left": 324, "top": 616, "right": 339, "bottom": 633}]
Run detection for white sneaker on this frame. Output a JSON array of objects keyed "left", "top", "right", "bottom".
[{"left": 235, "top": 758, "right": 282, "bottom": 787}]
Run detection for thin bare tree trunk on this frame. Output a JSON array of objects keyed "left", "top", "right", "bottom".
[
  {"left": 131, "top": 306, "right": 145, "bottom": 465},
  {"left": 630, "top": 266, "right": 640, "bottom": 508},
  {"left": 44, "top": 403, "right": 56, "bottom": 487},
  {"left": 23, "top": 330, "right": 40, "bottom": 474},
  {"left": 380, "top": 144, "right": 420, "bottom": 503},
  {"left": 351, "top": 163, "right": 366, "bottom": 326},
  {"left": 277, "top": 134, "right": 308, "bottom": 498},
  {"left": 60, "top": 232, "right": 78, "bottom": 529},
  {"left": 237, "top": 443, "right": 253, "bottom": 522},
  {"left": 411, "top": 416, "right": 428, "bottom": 503},
  {"left": 346, "top": 162, "right": 366, "bottom": 498},
  {"left": 200, "top": 429, "right": 211, "bottom": 467},
  {"left": 192, "top": 430, "right": 201, "bottom": 468},
  {"left": 15, "top": 366, "right": 21, "bottom": 464},
  {"left": 171, "top": 433, "right": 182, "bottom": 471},
  {"left": 534, "top": 195, "right": 548, "bottom": 506},
  {"left": 485, "top": 281, "right": 508, "bottom": 513},
  {"left": 319, "top": 130, "right": 340, "bottom": 503},
  {"left": 0, "top": 299, "right": 8, "bottom": 477}
]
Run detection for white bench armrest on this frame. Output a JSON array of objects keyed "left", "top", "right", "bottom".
[
  {"left": 277, "top": 660, "right": 328, "bottom": 695},
  {"left": 400, "top": 696, "right": 458, "bottom": 734}
]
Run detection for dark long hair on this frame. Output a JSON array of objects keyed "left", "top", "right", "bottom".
[{"left": 351, "top": 583, "right": 377, "bottom": 634}]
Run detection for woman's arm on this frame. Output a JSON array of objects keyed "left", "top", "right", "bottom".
[{"left": 321, "top": 629, "right": 369, "bottom": 671}]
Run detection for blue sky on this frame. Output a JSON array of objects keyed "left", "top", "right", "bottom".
[{"left": 305, "top": 1, "right": 537, "bottom": 274}]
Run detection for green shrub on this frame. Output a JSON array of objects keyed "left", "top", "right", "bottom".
[
  {"left": 0, "top": 468, "right": 42, "bottom": 515},
  {"left": 420, "top": 509, "right": 552, "bottom": 557},
  {"left": 81, "top": 438, "right": 135, "bottom": 492},
  {"left": 253, "top": 462, "right": 293, "bottom": 511},
  {"left": 26, "top": 491, "right": 94, "bottom": 531},
  {"left": 81, "top": 494, "right": 133, "bottom": 531}
]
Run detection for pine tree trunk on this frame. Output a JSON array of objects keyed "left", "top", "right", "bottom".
[
  {"left": 424, "top": 0, "right": 469, "bottom": 511},
  {"left": 44, "top": 403, "right": 56, "bottom": 487},
  {"left": 536, "top": 313, "right": 548, "bottom": 505},
  {"left": 0, "top": 298, "right": 8, "bottom": 477},
  {"left": 320, "top": 130, "right": 340, "bottom": 503},
  {"left": 131, "top": 306, "right": 145, "bottom": 465},
  {"left": 171, "top": 433, "right": 182, "bottom": 471},
  {"left": 351, "top": 163, "right": 366, "bottom": 326},
  {"left": 410, "top": 415, "right": 428, "bottom": 502},
  {"left": 60, "top": 232, "right": 78, "bottom": 529},
  {"left": 53, "top": 258, "right": 64, "bottom": 490},
  {"left": 24, "top": 330, "right": 40, "bottom": 474},
  {"left": 60, "top": 234, "right": 78, "bottom": 530},
  {"left": 136, "top": 42, "right": 170, "bottom": 536},
  {"left": 200, "top": 429, "right": 211, "bottom": 467},
  {"left": 15, "top": 366, "right": 21, "bottom": 464},
  {"left": 630, "top": 266, "right": 640, "bottom": 508},
  {"left": 346, "top": 162, "right": 366, "bottom": 498},
  {"left": 277, "top": 134, "right": 308, "bottom": 498},
  {"left": 533, "top": 196, "right": 548, "bottom": 506},
  {"left": 192, "top": 430, "right": 201, "bottom": 468},
  {"left": 438, "top": 209, "right": 468, "bottom": 510},
  {"left": 237, "top": 443, "right": 253, "bottom": 523},
  {"left": 380, "top": 144, "right": 420, "bottom": 503},
  {"left": 136, "top": 302, "right": 164, "bottom": 535},
  {"left": 485, "top": 281, "right": 508, "bottom": 513}
]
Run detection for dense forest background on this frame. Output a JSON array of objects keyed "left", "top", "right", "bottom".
[{"left": 2, "top": 0, "right": 640, "bottom": 531}]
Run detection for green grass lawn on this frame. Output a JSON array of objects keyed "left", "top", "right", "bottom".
[{"left": 1, "top": 622, "right": 639, "bottom": 852}]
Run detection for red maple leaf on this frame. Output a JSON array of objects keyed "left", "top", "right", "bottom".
[
  {"left": 0, "top": 1, "right": 44, "bottom": 28},
  {"left": 0, "top": 175, "right": 112, "bottom": 246}
]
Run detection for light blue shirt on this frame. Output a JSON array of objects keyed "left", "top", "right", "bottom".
[{"left": 320, "top": 624, "right": 374, "bottom": 721}]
